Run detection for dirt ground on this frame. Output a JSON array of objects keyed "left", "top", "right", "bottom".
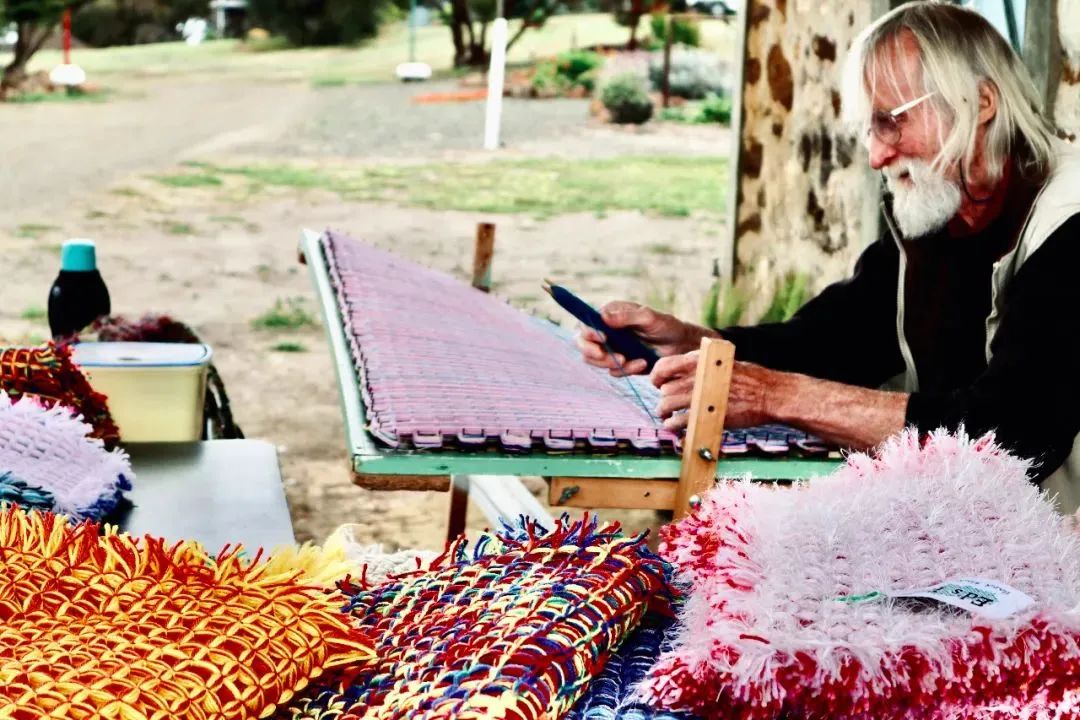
[{"left": 0, "top": 76, "right": 730, "bottom": 550}]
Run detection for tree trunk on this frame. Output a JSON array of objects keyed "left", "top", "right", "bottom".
[
  {"left": 468, "top": 21, "right": 488, "bottom": 66},
  {"left": 450, "top": 0, "right": 473, "bottom": 67},
  {"left": 626, "top": 0, "right": 643, "bottom": 50},
  {"left": 1, "top": 60, "right": 28, "bottom": 95},
  {"left": 1, "top": 22, "right": 49, "bottom": 95}
]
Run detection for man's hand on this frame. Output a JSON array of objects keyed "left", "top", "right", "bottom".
[
  {"left": 651, "top": 352, "right": 908, "bottom": 449},
  {"left": 650, "top": 355, "right": 774, "bottom": 431},
  {"left": 574, "top": 301, "right": 711, "bottom": 377}
]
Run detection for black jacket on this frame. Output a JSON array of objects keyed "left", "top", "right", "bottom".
[{"left": 719, "top": 209, "right": 1080, "bottom": 483}]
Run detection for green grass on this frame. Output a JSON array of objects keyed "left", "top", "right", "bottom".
[
  {"left": 18, "top": 332, "right": 48, "bottom": 346},
  {"left": 221, "top": 165, "right": 332, "bottom": 190},
  {"left": 312, "top": 76, "right": 350, "bottom": 88},
  {"left": 7, "top": 89, "right": 111, "bottom": 104},
  {"left": 173, "top": 156, "right": 728, "bottom": 218},
  {"left": 20, "top": 306, "right": 46, "bottom": 321},
  {"left": 3, "top": 15, "right": 735, "bottom": 84},
  {"left": 271, "top": 341, "right": 308, "bottom": 353},
  {"left": 595, "top": 265, "right": 646, "bottom": 278},
  {"left": 163, "top": 221, "right": 195, "bottom": 235},
  {"left": 252, "top": 298, "right": 316, "bottom": 331},
  {"left": 645, "top": 282, "right": 678, "bottom": 314},
  {"left": 14, "top": 224, "right": 57, "bottom": 239},
  {"left": 153, "top": 173, "right": 223, "bottom": 188}
]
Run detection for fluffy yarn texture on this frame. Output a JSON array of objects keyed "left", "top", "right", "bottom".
[
  {"left": 0, "top": 507, "right": 374, "bottom": 720},
  {"left": 640, "top": 430, "right": 1080, "bottom": 719},
  {"left": 0, "top": 394, "right": 132, "bottom": 520},
  {"left": 565, "top": 611, "right": 694, "bottom": 720},
  {"left": 0, "top": 344, "right": 119, "bottom": 447},
  {"left": 324, "top": 523, "right": 438, "bottom": 585},
  {"left": 283, "top": 515, "right": 671, "bottom": 720}
]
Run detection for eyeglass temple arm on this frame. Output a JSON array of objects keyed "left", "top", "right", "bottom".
[{"left": 890, "top": 91, "right": 936, "bottom": 117}]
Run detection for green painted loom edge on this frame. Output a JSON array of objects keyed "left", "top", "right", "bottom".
[{"left": 301, "top": 229, "right": 842, "bottom": 481}]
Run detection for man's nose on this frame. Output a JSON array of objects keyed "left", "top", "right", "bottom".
[{"left": 868, "top": 134, "right": 898, "bottom": 170}]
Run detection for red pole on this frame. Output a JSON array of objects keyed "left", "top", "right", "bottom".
[{"left": 63, "top": 9, "right": 72, "bottom": 65}]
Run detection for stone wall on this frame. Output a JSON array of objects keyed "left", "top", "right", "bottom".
[
  {"left": 1057, "top": 0, "right": 1080, "bottom": 139},
  {"left": 729, "top": 0, "right": 883, "bottom": 316}
]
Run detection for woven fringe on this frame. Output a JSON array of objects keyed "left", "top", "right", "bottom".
[{"left": 0, "top": 507, "right": 375, "bottom": 720}]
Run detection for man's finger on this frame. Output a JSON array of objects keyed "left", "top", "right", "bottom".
[
  {"left": 608, "top": 356, "right": 646, "bottom": 377},
  {"left": 600, "top": 301, "right": 652, "bottom": 330},
  {"left": 656, "top": 391, "right": 693, "bottom": 419},
  {"left": 661, "top": 375, "right": 695, "bottom": 396},
  {"left": 577, "top": 339, "right": 610, "bottom": 363},
  {"left": 650, "top": 352, "right": 698, "bottom": 388},
  {"left": 663, "top": 412, "right": 689, "bottom": 432},
  {"left": 577, "top": 325, "right": 605, "bottom": 344}
]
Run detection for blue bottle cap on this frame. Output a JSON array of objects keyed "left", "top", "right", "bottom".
[{"left": 60, "top": 239, "right": 98, "bottom": 272}]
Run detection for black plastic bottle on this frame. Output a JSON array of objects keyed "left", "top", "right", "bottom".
[{"left": 48, "top": 239, "right": 111, "bottom": 339}]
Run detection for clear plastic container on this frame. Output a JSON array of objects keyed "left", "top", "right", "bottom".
[{"left": 72, "top": 342, "right": 213, "bottom": 443}]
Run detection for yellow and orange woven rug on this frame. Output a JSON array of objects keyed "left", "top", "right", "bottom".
[{"left": 0, "top": 507, "right": 374, "bottom": 719}]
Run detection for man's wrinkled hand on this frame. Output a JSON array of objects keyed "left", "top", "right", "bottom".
[
  {"left": 574, "top": 301, "right": 696, "bottom": 377},
  {"left": 650, "top": 351, "right": 699, "bottom": 430},
  {"left": 651, "top": 355, "right": 778, "bottom": 431}
]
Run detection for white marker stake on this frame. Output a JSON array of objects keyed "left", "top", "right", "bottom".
[{"left": 483, "top": 18, "right": 509, "bottom": 151}]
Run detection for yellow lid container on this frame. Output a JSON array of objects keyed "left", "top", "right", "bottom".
[{"left": 72, "top": 342, "right": 213, "bottom": 443}]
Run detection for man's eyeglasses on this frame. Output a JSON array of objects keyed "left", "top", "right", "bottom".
[{"left": 867, "top": 91, "right": 936, "bottom": 146}]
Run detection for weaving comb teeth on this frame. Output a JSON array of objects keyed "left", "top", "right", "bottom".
[{"left": 411, "top": 430, "right": 444, "bottom": 450}]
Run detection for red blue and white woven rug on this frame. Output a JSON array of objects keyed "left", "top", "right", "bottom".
[
  {"left": 283, "top": 515, "right": 672, "bottom": 720},
  {"left": 640, "top": 430, "right": 1080, "bottom": 719}
]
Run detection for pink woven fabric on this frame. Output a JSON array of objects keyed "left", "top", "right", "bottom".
[
  {"left": 324, "top": 230, "right": 677, "bottom": 453},
  {"left": 640, "top": 430, "right": 1080, "bottom": 719},
  {"left": 322, "top": 231, "right": 829, "bottom": 457}
]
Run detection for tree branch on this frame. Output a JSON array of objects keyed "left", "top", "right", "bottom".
[
  {"left": 26, "top": 24, "right": 57, "bottom": 59},
  {"left": 505, "top": 0, "right": 552, "bottom": 51}
]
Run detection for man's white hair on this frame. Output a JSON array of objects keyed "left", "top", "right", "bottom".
[{"left": 841, "top": 1, "right": 1057, "bottom": 183}]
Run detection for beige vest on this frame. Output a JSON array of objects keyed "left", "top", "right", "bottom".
[{"left": 885, "top": 140, "right": 1080, "bottom": 393}]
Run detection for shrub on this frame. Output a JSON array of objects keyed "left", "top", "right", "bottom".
[
  {"left": 601, "top": 72, "right": 653, "bottom": 125},
  {"left": 248, "top": 0, "right": 385, "bottom": 46},
  {"left": 71, "top": 3, "right": 127, "bottom": 47},
  {"left": 696, "top": 92, "right": 732, "bottom": 124},
  {"left": 759, "top": 272, "right": 811, "bottom": 324},
  {"left": 557, "top": 49, "right": 600, "bottom": 84},
  {"left": 648, "top": 12, "right": 700, "bottom": 48},
  {"left": 648, "top": 47, "right": 727, "bottom": 99},
  {"left": 530, "top": 60, "right": 570, "bottom": 96},
  {"left": 656, "top": 105, "right": 688, "bottom": 122},
  {"left": 72, "top": 0, "right": 210, "bottom": 47}
]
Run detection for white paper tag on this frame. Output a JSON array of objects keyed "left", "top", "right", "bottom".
[{"left": 887, "top": 578, "right": 1035, "bottom": 620}]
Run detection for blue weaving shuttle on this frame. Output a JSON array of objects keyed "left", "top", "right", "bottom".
[{"left": 542, "top": 280, "right": 661, "bottom": 372}]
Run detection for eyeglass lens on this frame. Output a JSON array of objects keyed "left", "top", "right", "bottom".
[{"left": 870, "top": 111, "right": 901, "bottom": 145}]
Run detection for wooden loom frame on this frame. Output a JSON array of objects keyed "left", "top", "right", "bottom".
[{"left": 300, "top": 229, "right": 840, "bottom": 534}]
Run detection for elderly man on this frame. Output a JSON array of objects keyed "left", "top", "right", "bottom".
[{"left": 578, "top": 1, "right": 1080, "bottom": 482}]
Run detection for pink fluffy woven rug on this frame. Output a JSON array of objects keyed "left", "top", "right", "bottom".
[{"left": 641, "top": 430, "right": 1080, "bottom": 720}]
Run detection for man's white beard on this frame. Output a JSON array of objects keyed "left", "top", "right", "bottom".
[{"left": 883, "top": 159, "right": 963, "bottom": 239}]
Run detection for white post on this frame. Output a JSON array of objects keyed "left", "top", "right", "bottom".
[{"left": 483, "top": 18, "right": 509, "bottom": 151}]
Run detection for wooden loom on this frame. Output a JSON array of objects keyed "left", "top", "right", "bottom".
[{"left": 300, "top": 228, "right": 840, "bottom": 538}]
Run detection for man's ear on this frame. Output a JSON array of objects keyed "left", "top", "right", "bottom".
[{"left": 977, "top": 79, "right": 998, "bottom": 126}]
